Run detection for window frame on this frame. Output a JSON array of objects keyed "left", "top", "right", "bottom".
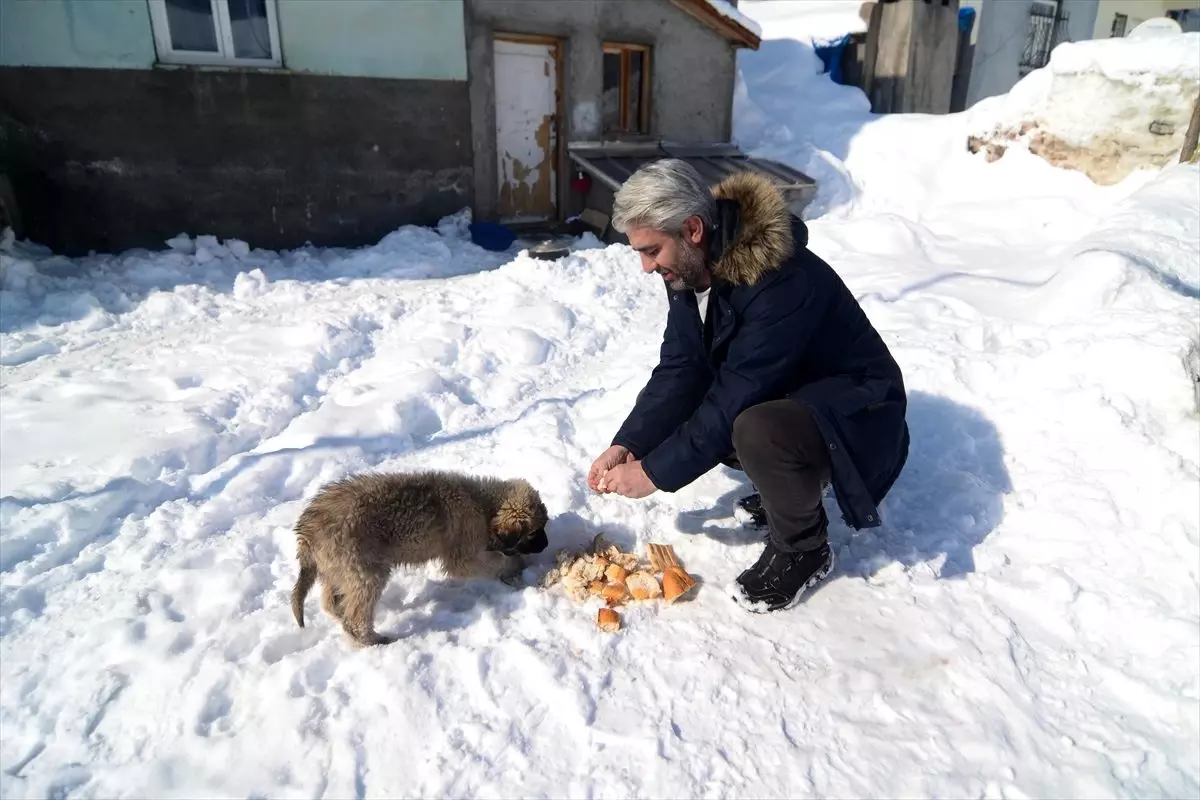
[
  {"left": 148, "top": 0, "right": 283, "bottom": 68},
  {"left": 602, "top": 41, "right": 652, "bottom": 136}
]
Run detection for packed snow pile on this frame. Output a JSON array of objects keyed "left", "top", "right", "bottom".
[
  {"left": 731, "top": 29, "right": 871, "bottom": 218},
  {"left": 967, "top": 32, "right": 1200, "bottom": 184},
  {"left": 1, "top": 4, "right": 1199, "bottom": 799}
]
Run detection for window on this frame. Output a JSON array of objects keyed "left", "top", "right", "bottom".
[
  {"left": 148, "top": 0, "right": 282, "bottom": 67},
  {"left": 1110, "top": 12, "right": 1128, "bottom": 37},
  {"left": 1018, "top": 2, "right": 1069, "bottom": 74},
  {"left": 1166, "top": 8, "right": 1200, "bottom": 32},
  {"left": 602, "top": 43, "right": 651, "bottom": 136}
]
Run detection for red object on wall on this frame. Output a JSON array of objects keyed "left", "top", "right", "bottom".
[{"left": 570, "top": 170, "right": 592, "bottom": 194}]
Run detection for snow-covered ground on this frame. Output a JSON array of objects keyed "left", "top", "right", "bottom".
[{"left": 2, "top": 8, "right": 1198, "bottom": 799}]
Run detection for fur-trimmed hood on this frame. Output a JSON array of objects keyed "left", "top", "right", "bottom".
[{"left": 708, "top": 171, "right": 799, "bottom": 286}]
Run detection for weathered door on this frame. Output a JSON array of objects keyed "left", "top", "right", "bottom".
[{"left": 493, "top": 37, "right": 558, "bottom": 223}]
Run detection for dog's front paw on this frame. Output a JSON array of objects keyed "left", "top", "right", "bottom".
[
  {"left": 499, "top": 570, "right": 525, "bottom": 589},
  {"left": 349, "top": 631, "right": 395, "bottom": 648}
]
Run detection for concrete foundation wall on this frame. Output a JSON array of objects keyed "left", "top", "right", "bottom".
[
  {"left": 465, "top": 0, "right": 737, "bottom": 222},
  {"left": 0, "top": 67, "right": 472, "bottom": 255}
]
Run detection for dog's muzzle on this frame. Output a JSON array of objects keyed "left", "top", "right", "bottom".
[{"left": 500, "top": 527, "right": 549, "bottom": 556}]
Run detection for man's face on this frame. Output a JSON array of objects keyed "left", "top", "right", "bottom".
[{"left": 627, "top": 217, "right": 711, "bottom": 292}]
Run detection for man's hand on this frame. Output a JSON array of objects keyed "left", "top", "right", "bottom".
[
  {"left": 600, "top": 461, "right": 658, "bottom": 499},
  {"left": 588, "top": 445, "right": 634, "bottom": 492}
]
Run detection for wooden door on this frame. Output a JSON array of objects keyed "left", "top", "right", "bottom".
[{"left": 493, "top": 37, "right": 558, "bottom": 223}]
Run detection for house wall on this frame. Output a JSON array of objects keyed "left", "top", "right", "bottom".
[
  {"left": 0, "top": 0, "right": 468, "bottom": 79},
  {"left": 464, "top": 0, "right": 738, "bottom": 222},
  {"left": 0, "top": 0, "right": 472, "bottom": 255},
  {"left": 276, "top": 0, "right": 467, "bottom": 80},
  {"left": 965, "top": 0, "right": 1100, "bottom": 108},
  {"left": 0, "top": 0, "right": 157, "bottom": 69}
]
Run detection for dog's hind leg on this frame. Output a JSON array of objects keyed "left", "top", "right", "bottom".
[
  {"left": 321, "top": 583, "right": 345, "bottom": 621},
  {"left": 339, "top": 575, "right": 392, "bottom": 647}
]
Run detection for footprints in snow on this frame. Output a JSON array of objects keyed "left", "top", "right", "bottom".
[
  {"left": 4, "top": 741, "right": 46, "bottom": 779},
  {"left": 195, "top": 680, "right": 234, "bottom": 737},
  {"left": 287, "top": 657, "right": 338, "bottom": 698},
  {"left": 81, "top": 671, "right": 128, "bottom": 740}
]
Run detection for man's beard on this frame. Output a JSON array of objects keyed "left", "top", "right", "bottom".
[{"left": 659, "top": 237, "right": 708, "bottom": 291}]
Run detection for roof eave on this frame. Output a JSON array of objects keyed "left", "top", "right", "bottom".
[{"left": 670, "top": 0, "right": 762, "bottom": 50}]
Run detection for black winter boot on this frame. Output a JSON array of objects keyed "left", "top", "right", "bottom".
[
  {"left": 732, "top": 540, "right": 835, "bottom": 612},
  {"left": 733, "top": 492, "right": 768, "bottom": 531}
]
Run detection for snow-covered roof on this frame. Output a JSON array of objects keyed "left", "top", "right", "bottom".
[{"left": 672, "top": 0, "right": 763, "bottom": 48}]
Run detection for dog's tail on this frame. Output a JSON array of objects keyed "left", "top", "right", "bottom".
[{"left": 292, "top": 533, "right": 318, "bottom": 628}]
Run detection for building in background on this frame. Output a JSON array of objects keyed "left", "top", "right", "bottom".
[
  {"left": 0, "top": 0, "right": 473, "bottom": 255},
  {"left": 963, "top": 0, "right": 1100, "bottom": 108},
  {"left": 1095, "top": 0, "right": 1200, "bottom": 37},
  {"left": 0, "top": 0, "right": 817, "bottom": 256}
]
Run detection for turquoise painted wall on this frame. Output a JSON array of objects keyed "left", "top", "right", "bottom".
[
  {"left": 0, "top": 0, "right": 157, "bottom": 68},
  {"left": 280, "top": 0, "right": 467, "bottom": 81},
  {"left": 0, "top": 0, "right": 468, "bottom": 81}
]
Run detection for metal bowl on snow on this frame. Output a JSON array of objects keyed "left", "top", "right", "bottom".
[{"left": 528, "top": 238, "right": 571, "bottom": 261}]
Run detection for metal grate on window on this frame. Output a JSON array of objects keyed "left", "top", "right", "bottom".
[
  {"left": 1017, "top": 2, "right": 1075, "bottom": 73},
  {"left": 1019, "top": 2, "right": 1071, "bottom": 74}
]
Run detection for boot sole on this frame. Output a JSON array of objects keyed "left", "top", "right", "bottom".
[{"left": 731, "top": 548, "right": 836, "bottom": 614}]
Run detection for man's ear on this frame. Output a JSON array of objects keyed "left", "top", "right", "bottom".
[{"left": 683, "top": 215, "right": 705, "bottom": 246}]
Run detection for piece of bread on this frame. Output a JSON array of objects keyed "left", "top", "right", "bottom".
[
  {"left": 602, "top": 582, "right": 628, "bottom": 605},
  {"left": 662, "top": 566, "right": 697, "bottom": 603},
  {"left": 626, "top": 571, "right": 662, "bottom": 600},
  {"left": 647, "top": 543, "right": 682, "bottom": 573},
  {"left": 605, "top": 564, "right": 628, "bottom": 583},
  {"left": 597, "top": 607, "right": 621, "bottom": 632},
  {"left": 582, "top": 556, "right": 609, "bottom": 583}
]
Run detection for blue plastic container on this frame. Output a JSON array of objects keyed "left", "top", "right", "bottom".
[{"left": 468, "top": 221, "right": 517, "bottom": 251}]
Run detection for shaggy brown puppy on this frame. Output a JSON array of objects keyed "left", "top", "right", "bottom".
[{"left": 290, "top": 470, "right": 549, "bottom": 646}]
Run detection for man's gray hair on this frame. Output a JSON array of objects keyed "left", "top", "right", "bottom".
[{"left": 610, "top": 158, "right": 716, "bottom": 235}]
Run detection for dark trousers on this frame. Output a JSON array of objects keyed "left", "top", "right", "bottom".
[{"left": 726, "top": 400, "right": 832, "bottom": 553}]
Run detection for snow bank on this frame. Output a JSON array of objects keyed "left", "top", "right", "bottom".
[
  {"left": 731, "top": 20, "right": 872, "bottom": 217},
  {"left": 0, "top": 220, "right": 524, "bottom": 500},
  {"left": 1050, "top": 29, "right": 1200, "bottom": 81},
  {"left": 967, "top": 32, "right": 1200, "bottom": 184}
]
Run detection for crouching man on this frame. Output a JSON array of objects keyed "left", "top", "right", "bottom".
[{"left": 588, "top": 159, "right": 909, "bottom": 612}]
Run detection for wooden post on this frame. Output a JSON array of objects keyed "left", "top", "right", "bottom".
[
  {"left": 1181, "top": 93, "right": 1200, "bottom": 164},
  {"left": 861, "top": 0, "right": 960, "bottom": 114}
]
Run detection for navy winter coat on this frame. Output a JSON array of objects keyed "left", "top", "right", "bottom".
[{"left": 612, "top": 171, "right": 909, "bottom": 530}]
